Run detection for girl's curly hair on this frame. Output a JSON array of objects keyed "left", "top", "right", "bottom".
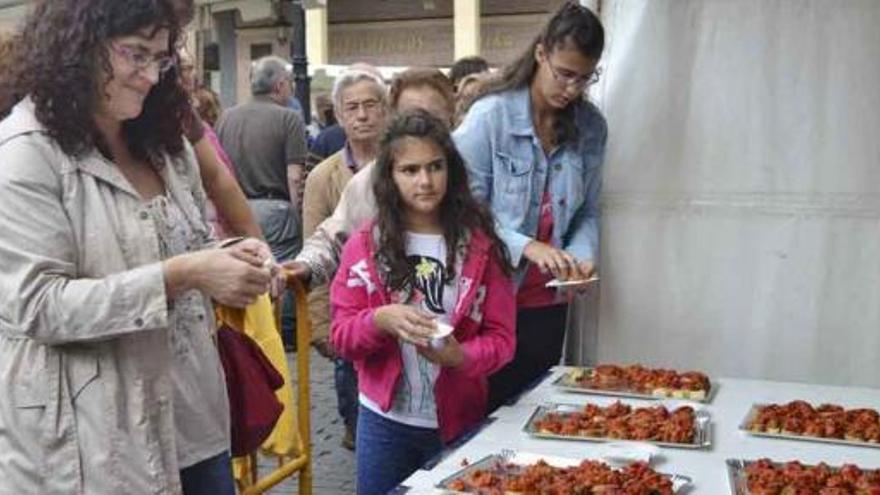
[
  {"left": 0, "top": 0, "right": 189, "bottom": 164},
  {"left": 373, "top": 110, "right": 512, "bottom": 292}
]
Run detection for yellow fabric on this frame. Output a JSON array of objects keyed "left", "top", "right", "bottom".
[{"left": 215, "top": 295, "right": 300, "bottom": 484}]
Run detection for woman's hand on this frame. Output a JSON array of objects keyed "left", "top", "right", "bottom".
[
  {"left": 165, "top": 244, "right": 272, "bottom": 308},
  {"left": 197, "top": 247, "right": 272, "bottom": 307},
  {"left": 372, "top": 304, "right": 437, "bottom": 347},
  {"left": 523, "top": 240, "right": 581, "bottom": 280},
  {"left": 418, "top": 336, "right": 465, "bottom": 368},
  {"left": 226, "top": 237, "right": 273, "bottom": 268},
  {"left": 225, "top": 237, "right": 285, "bottom": 298},
  {"left": 225, "top": 238, "right": 287, "bottom": 298}
]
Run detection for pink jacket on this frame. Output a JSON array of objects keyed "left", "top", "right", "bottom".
[{"left": 330, "top": 222, "right": 516, "bottom": 442}]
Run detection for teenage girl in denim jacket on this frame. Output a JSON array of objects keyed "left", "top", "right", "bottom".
[{"left": 453, "top": 1, "right": 608, "bottom": 411}]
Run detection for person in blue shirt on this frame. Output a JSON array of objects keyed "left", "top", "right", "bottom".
[
  {"left": 310, "top": 123, "right": 346, "bottom": 163},
  {"left": 453, "top": 1, "right": 607, "bottom": 412}
]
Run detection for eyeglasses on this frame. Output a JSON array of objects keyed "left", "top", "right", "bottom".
[
  {"left": 111, "top": 43, "right": 176, "bottom": 74},
  {"left": 545, "top": 57, "right": 602, "bottom": 88},
  {"left": 342, "top": 99, "right": 382, "bottom": 114}
]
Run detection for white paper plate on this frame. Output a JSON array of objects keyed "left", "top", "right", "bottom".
[
  {"left": 597, "top": 442, "right": 660, "bottom": 465},
  {"left": 545, "top": 276, "right": 599, "bottom": 288},
  {"left": 433, "top": 322, "right": 454, "bottom": 338},
  {"left": 508, "top": 452, "right": 582, "bottom": 468}
]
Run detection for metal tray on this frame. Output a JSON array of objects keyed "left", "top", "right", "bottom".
[
  {"left": 738, "top": 404, "right": 880, "bottom": 450},
  {"left": 726, "top": 458, "right": 880, "bottom": 495},
  {"left": 522, "top": 402, "right": 712, "bottom": 449},
  {"left": 435, "top": 450, "right": 692, "bottom": 494},
  {"left": 552, "top": 367, "right": 716, "bottom": 404},
  {"left": 726, "top": 458, "right": 749, "bottom": 495}
]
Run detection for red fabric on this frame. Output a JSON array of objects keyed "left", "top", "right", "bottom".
[
  {"left": 330, "top": 222, "right": 516, "bottom": 443},
  {"left": 517, "top": 189, "right": 557, "bottom": 308},
  {"left": 216, "top": 324, "right": 284, "bottom": 457}
]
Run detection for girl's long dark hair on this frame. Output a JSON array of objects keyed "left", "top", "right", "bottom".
[
  {"left": 373, "top": 110, "right": 512, "bottom": 291},
  {"left": 0, "top": 0, "right": 189, "bottom": 164},
  {"left": 479, "top": 0, "right": 604, "bottom": 145}
]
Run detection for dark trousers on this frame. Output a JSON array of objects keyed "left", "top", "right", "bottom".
[
  {"left": 487, "top": 303, "right": 568, "bottom": 412},
  {"left": 334, "top": 358, "right": 359, "bottom": 433},
  {"left": 280, "top": 291, "right": 296, "bottom": 349},
  {"left": 355, "top": 406, "right": 443, "bottom": 495},
  {"left": 179, "top": 451, "right": 236, "bottom": 495}
]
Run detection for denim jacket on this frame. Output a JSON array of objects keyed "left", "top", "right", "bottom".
[{"left": 453, "top": 87, "right": 607, "bottom": 280}]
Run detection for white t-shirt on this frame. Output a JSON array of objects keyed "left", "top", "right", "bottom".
[{"left": 360, "top": 232, "right": 460, "bottom": 428}]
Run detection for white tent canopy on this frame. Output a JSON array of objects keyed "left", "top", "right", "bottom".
[{"left": 573, "top": 0, "right": 880, "bottom": 388}]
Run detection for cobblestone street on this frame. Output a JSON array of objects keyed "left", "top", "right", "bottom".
[{"left": 256, "top": 349, "right": 356, "bottom": 494}]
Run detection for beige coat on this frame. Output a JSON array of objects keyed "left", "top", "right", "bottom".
[
  {"left": 301, "top": 150, "right": 353, "bottom": 341},
  {"left": 0, "top": 100, "right": 212, "bottom": 494},
  {"left": 296, "top": 158, "right": 376, "bottom": 287}
]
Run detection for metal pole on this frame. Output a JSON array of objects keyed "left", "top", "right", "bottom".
[
  {"left": 288, "top": 0, "right": 311, "bottom": 125},
  {"left": 214, "top": 10, "right": 238, "bottom": 109}
]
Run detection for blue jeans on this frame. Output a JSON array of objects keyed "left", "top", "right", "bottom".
[
  {"left": 356, "top": 405, "right": 443, "bottom": 495},
  {"left": 335, "top": 359, "right": 359, "bottom": 432},
  {"left": 179, "top": 451, "right": 236, "bottom": 495},
  {"left": 281, "top": 290, "right": 296, "bottom": 349}
]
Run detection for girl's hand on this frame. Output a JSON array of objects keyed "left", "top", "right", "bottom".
[
  {"left": 560, "top": 261, "right": 598, "bottom": 302},
  {"left": 574, "top": 260, "right": 596, "bottom": 280},
  {"left": 523, "top": 240, "right": 579, "bottom": 280},
  {"left": 418, "top": 336, "right": 465, "bottom": 368},
  {"left": 372, "top": 304, "right": 437, "bottom": 347}
]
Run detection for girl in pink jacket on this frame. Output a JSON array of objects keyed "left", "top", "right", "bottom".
[{"left": 330, "top": 110, "right": 516, "bottom": 494}]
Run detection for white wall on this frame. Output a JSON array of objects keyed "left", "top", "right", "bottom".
[{"left": 581, "top": 0, "right": 880, "bottom": 387}]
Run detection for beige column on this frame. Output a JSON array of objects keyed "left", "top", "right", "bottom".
[
  {"left": 306, "top": 5, "right": 328, "bottom": 65},
  {"left": 453, "top": 0, "right": 480, "bottom": 61}
]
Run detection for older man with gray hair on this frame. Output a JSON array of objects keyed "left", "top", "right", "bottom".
[
  {"left": 301, "top": 63, "right": 387, "bottom": 449},
  {"left": 217, "top": 55, "right": 307, "bottom": 262}
]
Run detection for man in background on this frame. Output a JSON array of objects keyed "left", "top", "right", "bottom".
[
  {"left": 217, "top": 55, "right": 307, "bottom": 262},
  {"left": 449, "top": 55, "right": 489, "bottom": 93},
  {"left": 217, "top": 55, "right": 308, "bottom": 347},
  {"left": 302, "top": 64, "right": 388, "bottom": 449}
]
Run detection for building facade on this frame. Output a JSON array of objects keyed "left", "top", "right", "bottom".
[{"left": 0, "top": 0, "right": 591, "bottom": 110}]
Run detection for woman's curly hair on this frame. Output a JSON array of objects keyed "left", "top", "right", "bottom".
[
  {"left": 0, "top": 0, "right": 189, "bottom": 164},
  {"left": 373, "top": 110, "right": 512, "bottom": 292}
]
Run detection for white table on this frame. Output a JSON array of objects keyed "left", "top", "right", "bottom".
[{"left": 399, "top": 367, "right": 880, "bottom": 493}]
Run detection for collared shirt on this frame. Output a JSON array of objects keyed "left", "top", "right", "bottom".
[
  {"left": 453, "top": 87, "right": 608, "bottom": 282},
  {"left": 342, "top": 142, "right": 361, "bottom": 173}
]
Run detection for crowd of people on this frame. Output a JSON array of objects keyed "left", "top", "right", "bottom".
[{"left": 0, "top": 0, "right": 606, "bottom": 494}]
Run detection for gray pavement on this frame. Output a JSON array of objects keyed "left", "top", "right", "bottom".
[{"left": 255, "top": 349, "right": 357, "bottom": 494}]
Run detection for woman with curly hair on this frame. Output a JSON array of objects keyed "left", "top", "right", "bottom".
[
  {"left": 0, "top": 1, "right": 271, "bottom": 493},
  {"left": 330, "top": 111, "right": 516, "bottom": 494}
]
